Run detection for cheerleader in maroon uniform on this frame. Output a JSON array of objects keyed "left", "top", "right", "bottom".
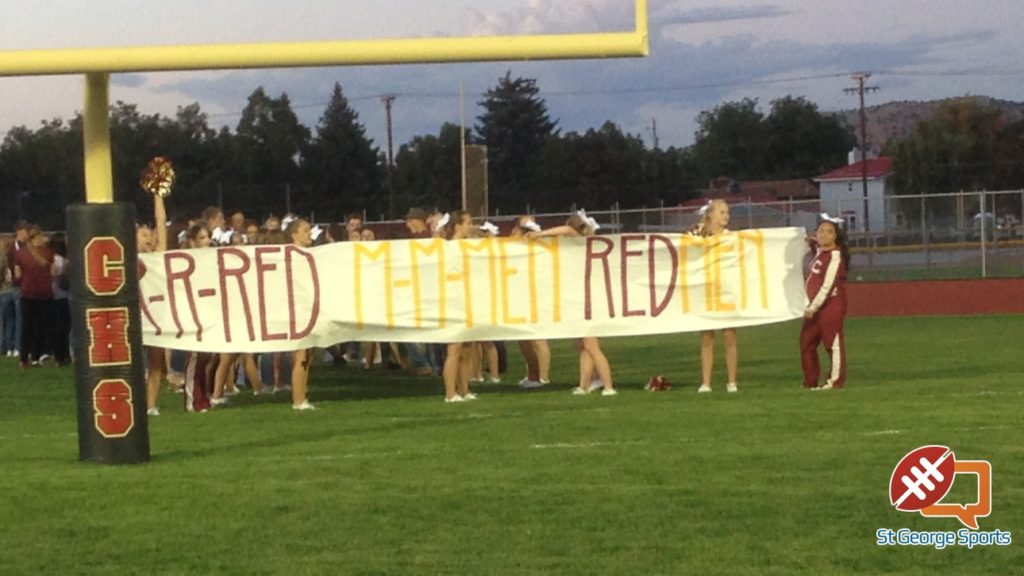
[{"left": 800, "top": 215, "right": 850, "bottom": 390}]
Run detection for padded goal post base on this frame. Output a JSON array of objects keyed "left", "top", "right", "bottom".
[{"left": 67, "top": 203, "right": 150, "bottom": 464}]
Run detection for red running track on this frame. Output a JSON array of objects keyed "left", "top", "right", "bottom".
[{"left": 847, "top": 279, "right": 1024, "bottom": 317}]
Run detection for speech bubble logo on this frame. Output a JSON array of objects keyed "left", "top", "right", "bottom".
[{"left": 921, "top": 460, "right": 992, "bottom": 530}]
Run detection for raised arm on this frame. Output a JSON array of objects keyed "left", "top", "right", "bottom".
[
  {"left": 153, "top": 194, "right": 168, "bottom": 252},
  {"left": 528, "top": 225, "right": 580, "bottom": 238}
]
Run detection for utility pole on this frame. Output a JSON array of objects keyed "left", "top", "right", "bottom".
[
  {"left": 844, "top": 72, "right": 879, "bottom": 233},
  {"left": 650, "top": 117, "right": 660, "bottom": 150},
  {"left": 381, "top": 95, "right": 396, "bottom": 219}
]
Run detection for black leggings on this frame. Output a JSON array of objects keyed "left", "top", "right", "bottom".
[{"left": 20, "top": 298, "right": 53, "bottom": 364}]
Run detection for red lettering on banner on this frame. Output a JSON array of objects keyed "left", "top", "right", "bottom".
[
  {"left": 93, "top": 379, "right": 134, "bottom": 438},
  {"left": 137, "top": 260, "right": 162, "bottom": 335},
  {"left": 165, "top": 252, "right": 202, "bottom": 341},
  {"left": 87, "top": 308, "right": 131, "bottom": 365},
  {"left": 218, "top": 248, "right": 255, "bottom": 343},
  {"left": 648, "top": 235, "right": 679, "bottom": 318},
  {"left": 585, "top": 237, "right": 616, "bottom": 320},
  {"left": 285, "top": 246, "right": 320, "bottom": 339},
  {"left": 620, "top": 235, "right": 646, "bottom": 318},
  {"left": 84, "top": 237, "right": 125, "bottom": 296},
  {"left": 255, "top": 247, "right": 286, "bottom": 341}
]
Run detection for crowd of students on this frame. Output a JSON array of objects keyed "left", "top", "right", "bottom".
[{"left": 0, "top": 197, "right": 850, "bottom": 413}]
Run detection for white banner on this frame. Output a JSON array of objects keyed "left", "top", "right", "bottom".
[{"left": 138, "top": 228, "right": 808, "bottom": 352}]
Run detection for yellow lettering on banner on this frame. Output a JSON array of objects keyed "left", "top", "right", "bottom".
[
  {"left": 677, "top": 235, "right": 700, "bottom": 313},
  {"left": 458, "top": 238, "right": 498, "bottom": 327},
  {"left": 738, "top": 230, "right": 769, "bottom": 309},
  {"left": 713, "top": 236, "right": 736, "bottom": 312},
  {"left": 409, "top": 238, "right": 445, "bottom": 328},
  {"left": 527, "top": 237, "right": 561, "bottom": 323},
  {"left": 702, "top": 236, "right": 736, "bottom": 312},
  {"left": 498, "top": 239, "right": 526, "bottom": 325},
  {"left": 354, "top": 241, "right": 393, "bottom": 329}
]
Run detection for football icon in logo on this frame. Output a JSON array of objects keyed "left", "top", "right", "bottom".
[{"left": 889, "top": 445, "right": 955, "bottom": 511}]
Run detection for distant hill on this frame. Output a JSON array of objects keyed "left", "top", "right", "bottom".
[{"left": 831, "top": 96, "right": 1024, "bottom": 153}]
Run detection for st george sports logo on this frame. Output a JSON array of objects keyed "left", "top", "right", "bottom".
[{"left": 877, "top": 445, "right": 1012, "bottom": 549}]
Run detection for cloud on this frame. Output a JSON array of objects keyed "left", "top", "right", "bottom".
[
  {"left": 652, "top": 4, "right": 792, "bottom": 27},
  {"left": 111, "top": 74, "right": 146, "bottom": 88},
  {"left": 463, "top": 0, "right": 632, "bottom": 35}
]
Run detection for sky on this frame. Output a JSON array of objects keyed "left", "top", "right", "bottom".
[{"left": 1, "top": 0, "right": 1023, "bottom": 150}]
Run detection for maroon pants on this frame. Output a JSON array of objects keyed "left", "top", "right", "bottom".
[
  {"left": 184, "top": 353, "right": 212, "bottom": 412},
  {"left": 800, "top": 298, "right": 846, "bottom": 388}
]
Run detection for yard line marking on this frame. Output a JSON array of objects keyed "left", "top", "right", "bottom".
[
  {"left": 863, "top": 429, "right": 903, "bottom": 436},
  {"left": 531, "top": 440, "right": 646, "bottom": 450}
]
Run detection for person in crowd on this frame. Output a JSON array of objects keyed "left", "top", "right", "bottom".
[
  {"left": 0, "top": 236, "right": 17, "bottom": 358},
  {"left": 404, "top": 207, "right": 432, "bottom": 239},
  {"left": 286, "top": 218, "right": 316, "bottom": 410},
  {"left": 49, "top": 234, "right": 71, "bottom": 366},
  {"left": 801, "top": 215, "right": 850, "bottom": 390},
  {"left": 3, "top": 221, "right": 30, "bottom": 358},
  {"left": 345, "top": 213, "right": 364, "bottom": 238},
  {"left": 692, "top": 200, "right": 739, "bottom": 393},
  {"left": 265, "top": 215, "right": 281, "bottom": 233},
  {"left": 229, "top": 211, "right": 245, "bottom": 234},
  {"left": 13, "top": 225, "right": 54, "bottom": 369},
  {"left": 182, "top": 222, "right": 213, "bottom": 413},
  {"left": 529, "top": 212, "right": 617, "bottom": 396}
]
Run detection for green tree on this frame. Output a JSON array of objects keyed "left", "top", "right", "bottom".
[
  {"left": 763, "top": 96, "right": 855, "bottom": 179},
  {"left": 476, "top": 72, "right": 558, "bottom": 213},
  {"left": 0, "top": 117, "right": 83, "bottom": 230},
  {"left": 394, "top": 123, "right": 463, "bottom": 213},
  {"left": 691, "top": 98, "right": 766, "bottom": 181},
  {"left": 301, "top": 82, "right": 384, "bottom": 220},
  {"left": 235, "top": 87, "right": 311, "bottom": 213}
]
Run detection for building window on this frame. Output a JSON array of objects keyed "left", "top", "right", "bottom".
[{"left": 848, "top": 183, "right": 853, "bottom": 192}]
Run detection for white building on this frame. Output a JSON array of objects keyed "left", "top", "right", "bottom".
[{"left": 814, "top": 154, "right": 893, "bottom": 233}]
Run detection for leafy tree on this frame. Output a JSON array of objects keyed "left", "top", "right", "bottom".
[
  {"left": 691, "top": 98, "right": 766, "bottom": 181},
  {"left": 394, "top": 123, "right": 463, "bottom": 213},
  {"left": 475, "top": 72, "right": 558, "bottom": 212},
  {"left": 235, "top": 88, "right": 311, "bottom": 212},
  {"left": 0, "top": 118, "right": 83, "bottom": 230},
  {"left": 763, "top": 96, "right": 856, "bottom": 179},
  {"left": 301, "top": 82, "right": 383, "bottom": 220}
]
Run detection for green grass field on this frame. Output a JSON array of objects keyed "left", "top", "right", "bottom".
[{"left": 1, "top": 316, "right": 1021, "bottom": 575}]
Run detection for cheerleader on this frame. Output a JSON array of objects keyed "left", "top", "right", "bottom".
[
  {"left": 693, "top": 200, "right": 739, "bottom": 393},
  {"left": 510, "top": 216, "right": 551, "bottom": 388},
  {"left": 286, "top": 218, "right": 317, "bottom": 410},
  {"left": 529, "top": 211, "right": 616, "bottom": 396},
  {"left": 182, "top": 223, "right": 213, "bottom": 413},
  {"left": 142, "top": 193, "right": 168, "bottom": 415},
  {"left": 441, "top": 211, "right": 478, "bottom": 402},
  {"left": 801, "top": 214, "right": 850, "bottom": 390}
]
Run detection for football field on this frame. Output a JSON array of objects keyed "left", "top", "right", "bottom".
[{"left": 0, "top": 315, "right": 1020, "bottom": 575}]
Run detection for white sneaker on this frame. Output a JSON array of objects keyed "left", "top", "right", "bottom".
[
  {"left": 698, "top": 384, "right": 712, "bottom": 393},
  {"left": 519, "top": 378, "right": 545, "bottom": 389},
  {"left": 485, "top": 376, "right": 501, "bottom": 384},
  {"left": 39, "top": 354, "right": 51, "bottom": 363},
  {"left": 571, "top": 387, "right": 589, "bottom": 396},
  {"left": 726, "top": 382, "right": 738, "bottom": 393},
  {"left": 817, "top": 382, "right": 834, "bottom": 391},
  {"left": 210, "top": 397, "right": 228, "bottom": 407},
  {"left": 463, "top": 392, "right": 478, "bottom": 400},
  {"left": 444, "top": 395, "right": 465, "bottom": 403},
  {"left": 600, "top": 388, "right": 618, "bottom": 397},
  {"left": 274, "top": 385, "right": 291, "bottom": 393},
  {"left": 469, "top": 376, "right": 484, "bottom": 383},
  {"left": 224, "top": 388, "right": 240, "bottom": 397},
  {"left": 147, "top": 407, "right": 160, "bottom": 416},
  {"left": 587, "top": 378, "right": 604, "bottom": 393},
  {"left": 292, "top": 400, "right": 316, "bottom": 411}
]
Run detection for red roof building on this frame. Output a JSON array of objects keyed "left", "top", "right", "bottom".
[{"left": 815, "top": 157, "right": 893, "bottom": 182}]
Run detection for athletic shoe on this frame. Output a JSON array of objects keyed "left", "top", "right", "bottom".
[
  {"left": 224, "top": 388, "right": 240, "bottom": 397},
  {"left": 469, "top": 376, "right": 484, "bottom": 383},
  {"left": 146, "top": 407, "right": 160, "bottom": 416},
  {"left": 518, "top": 378, "right": 545, "bottom": 389},
  {"left": 39, "top": 354, "right": 51, "bottom": 363},
  {"left": 444, "top": 395, "right": 465, "bottom": 403},
  {"left": 210, "top": 397, "right": 229, "bottom": 407},
  {"left": 485, "top": 376, "right": 501, "bottom": 384},
  {"left": 816, "top": 382, "right": 834, "bottom": 391},
  {"left": 571, "top": 387, "right": 589, "bottom": 396},
  {"left": 726, "top": 382, "right": 738, "bottom": 393},
  {"left": 600, "top": 388, "right": 618, "bottom": 396},
  {"left": 587, "top": 378, "right": 604, "bottom": 393},
  {"left": 463, "top": 392, "right": 478, "bottom": 400},
  {"left": 292, "top": 400, "right": 316, "bottom": 411},
  {"left": 697, "top": 384, "right": 712, "bottom": 393},
  {"left": 252, "top": 388, "right": 272, "bottom": 396},
  {"left": 274, "top": 385, "right": 291, "bottom": 393}
]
